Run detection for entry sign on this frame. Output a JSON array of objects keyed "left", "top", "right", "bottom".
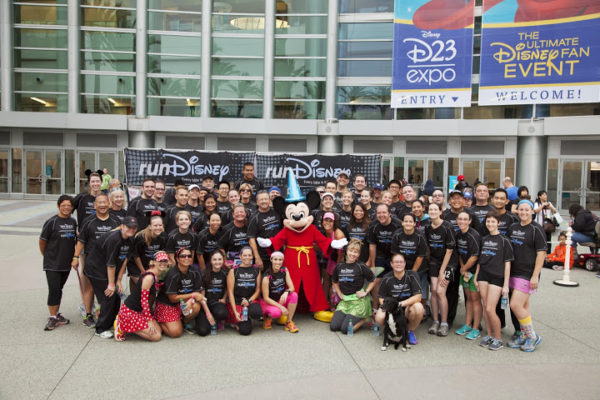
[{"left": 391, "top": 0, "right": 474, "bottom": 108}]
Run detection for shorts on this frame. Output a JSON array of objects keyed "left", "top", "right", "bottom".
[
  {"left": 374, "top": 257, "right": 391, "bottom": 278},
  {"left": 117, "top": 304, "right": 150, "bottom": 333},
  {"left": 460, "top": 272, "right": 478, "bottom": 292},
  {"left": 509, "top": 277, "right": 538, "bottom": 295},
  {"left": 428, "top": 260, "right": 442, "bottom": 278},
  {"left": 153, "top": 302, "right": 181, "bottom": 323},
  {"left": 477, "top": 269, "right": 504, "bottom": 288}
]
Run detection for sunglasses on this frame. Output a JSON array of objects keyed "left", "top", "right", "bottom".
[
  {"left": 178, "top": 254, "right": 193, "bottom": 259},
  {"left": 240, "top": 189, "right": 251, "bottom": 192}
]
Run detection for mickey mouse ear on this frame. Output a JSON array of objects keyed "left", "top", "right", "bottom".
[
  {"left": 285, "top": 170, "right": 305, "bottom": 202},
  {"left": 85, "top": 169, "right": 92, "bottom": 177}
]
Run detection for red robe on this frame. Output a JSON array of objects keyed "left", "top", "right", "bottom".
[{"left": 270, "top": 224, "right": 332, "bottom": 312}]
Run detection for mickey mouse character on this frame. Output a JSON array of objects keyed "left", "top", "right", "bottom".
[{"left": 257, "top": 171, "right": 348, "bottom": 323}]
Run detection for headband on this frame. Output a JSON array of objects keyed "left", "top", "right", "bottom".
[{"left": 518, "top": 199, "right": 534, "bottom": 209}]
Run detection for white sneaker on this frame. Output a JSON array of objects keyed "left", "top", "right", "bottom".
[{"left": 96, "top": 330, "right": 114, "bottom": 339}]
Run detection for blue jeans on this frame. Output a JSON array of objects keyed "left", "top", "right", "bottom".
[{"left": 571, "top": 231, "right": 594, "bottom": 249}]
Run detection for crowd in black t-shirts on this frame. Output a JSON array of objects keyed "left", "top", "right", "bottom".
[{"left": 40, "top": 167, "right": 573, "bottom": 352}]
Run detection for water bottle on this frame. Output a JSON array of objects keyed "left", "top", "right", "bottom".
[
  {"left": 347, "top": 319, "right": 354, "bottom": 337},
  {"left": 501, "top": 294, "right": 509, "bottom": 310},
  {"left": 180, "top": 299, "right": 190, "bottom": 316},
  {"left": 373, "top": 323, "right": 380, "bottom": 337},
  {"left": 242, "top": 306, "right": 248, "bottom": 321},
  {"left": 210, "top": 324, "right": 217, "bottom": 336}
]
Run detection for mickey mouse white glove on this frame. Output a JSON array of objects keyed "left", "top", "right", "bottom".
[
  {"left": 256, "top": 237, "right": 272, "bottom": 248},
  {"left": 331, "top": 238, "right": 348, "bottom": 249}
]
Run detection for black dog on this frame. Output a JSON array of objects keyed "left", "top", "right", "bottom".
[{"left": 381, "top": 297, "right": 408, "bottom": 352}]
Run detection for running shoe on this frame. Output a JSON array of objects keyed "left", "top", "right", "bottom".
[
  {"left": 408, "top": 330, "right": 418, "bottom": 345},
  {"left": 285, "top": 320, "right": 299, "bottom": 333},
  {"left": 507, "top": 331, "right": 526, "bottom": 348},
  {"left": 455, "top": 324, "right": 472, "bottom": 336},
  {"left": 82, "top": 314, "right": 96, "bottom": 328},
  {"left": 55, "top": 313, "right": 70, "bottom": 326},
  {"left": 479, "top": 335, "right": 493, "bottom": 348},
  {"left": 114, "top": 316, "right": 125, "bottom": 342},
  {"left": 217, "top": 321, "right": 225, "bottom": 331},
  {"left": 44, "top": 316, "right": 59, "bottom": 331},
  {"left": 466, "top": 328, "right": 481, "bottom": 340},
  {"left": 521, "top": 335, "right": 542, "bottom": 352},
  {"left": 428, "top": 321, "right": 440, "bottom": 335},
  {"left": 184, "top": 323, "right": 196, "bottom": 335},
  {"left": 78, "top": 304, "right": 87, "bottom": 317},
  {"left": 488, "top": 339, "right": 504, "bottom": 351},
  {"left": 437, "top": 323, "right": 449, "bottom": 337},
  {"left": 263, "top": 317, "right": 272, "bottom": 330},
  {"left": 95, "top": 330, "right": 113, "bottom": 339}
]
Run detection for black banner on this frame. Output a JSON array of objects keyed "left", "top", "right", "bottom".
[
  {"left": 124, "top": 148, "right": 382, "bottom": 189},
  {"left": 124, "top": 148, "right": 255, "bottom": 186}
]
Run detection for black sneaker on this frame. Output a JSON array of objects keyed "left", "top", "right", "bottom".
[
  {"left": 82, "top": 314, "right": 96, "bottom": 328},
  {"left": 56, "top": 313, "right": 70, "bottom": 326},
  {"left": 44, "top": 317, "right": 59, "bottom": 331}
]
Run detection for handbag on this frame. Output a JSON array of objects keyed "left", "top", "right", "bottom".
[{"left": 543, "top": 218, "right": 556, "bottom": 234}]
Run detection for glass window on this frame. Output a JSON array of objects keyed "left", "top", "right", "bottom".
[
  {"left": 546, "top": 159, "right": 558, "bottom": 204},
  {"left": 14, "top": 49, "right": 68, "bottom": 69},
  {"left": 211, "top": 79, "right": 263, "bottom": 100},
  {"left": 148, "top": 97, "right": 200, "bottom": 117},
  {"left": 82, "top": 51, "right": 135, "bottom": 72},
  {"left": 14, "top": 28, "right": 67, "bottom": 48},
  {"left": 14, "top": 4, "right": 68, "bottom": 25},
  {"left": 212, "top": 58, "right": 263, "bottom": 76},
  {"left": 506, "top": 158, "right": 515, "bottom": 183},
  {"left": 83, "top": 0, "right": 135, "bottom": 7},
  {"left": 148, "top": 54, "right": 201, "bottom": 75},
  {"left": 148, "top": 77, "right": 201, "bottom": 97},
  {"left": 338, "top": 41, "right": 392, "bottom": 58},
  {"left": 337, "top": 60, "right": 391, "bottom": 77},
  {"left": 337, "top": 86, "right": 390, "bottom": 103},
  {"left": 148, "top": 11, "right": 202, "bottom": 32},
  {"left": 463, "top": 104, "right": 533, "bottom": 119},
  {"left": 338, "top": 104, "right": 393, "bottom": 120},
  {"left": 81, "top": 7, "right": 136, "bottom": 29},
  {"left": 274, "top": 59, "right": 326, "bottom": 77},
  {"left": 212, "top": 37, "right": 264, "bottom": 57},
  {"left": 149, "top": 0, "right": 201, "bottom": 12},
  {"left": 338, "top": 23, "right": 392, "bottom": 40},
  {"left": 275, "top": 38, "right": 327, "bottom": 57},
  {"left": 12, "top": 148, "right": 23, "bottom": 193},
  {"left": 275, "top": 16, "right": 327, "bottom": 35},
  {"left": 545, "top": 103, "right": 600, "bottom": 117},
  {"left": 275, "top": 81, "right": 325, "bottom": 100},
  {"left": 14, "top": 72, "right": 68, "bottom": 92},
  {"left": 274, "top": 101, "right": 324, "bottom": 119},
  {"left": 65, "top": 149, "right": 75, "bottom": 194},
  {"left": 81, "top": 95, "right": 135, "bottom": 115},
  {"left": 82, "top": 31, "right": 135, "bottom": 52},
  {"left": 277, "top": 0, "right": 328, "bottom": 14},
  {"left": 14, "top": 93, "right": 68, "bottom": 112},
  {"left": 148, "top": 34, "right": 201, "bottom": 55},
  {"left": 211, "top": 100, "right": 262, "bottom": 118},
  {"left": 339, "top": 0, "right": 393, "bottom": 13},
  {"left": 81, "top": 74, "right": 135, "bottom": 95},
  {"left": 397, "top": 108, "right": 435, "bottom": 119}
]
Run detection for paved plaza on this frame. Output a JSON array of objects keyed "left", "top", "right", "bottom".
[{"left": 0, "top": 200, "right": 599, "bottom": 400}]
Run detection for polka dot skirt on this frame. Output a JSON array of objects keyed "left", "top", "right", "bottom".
[
  {"left": 117, "top": 304, "right": 149, "bottom": 333},
  {"left": 154, "top": 302, "right": 182, "bottom": 323}
]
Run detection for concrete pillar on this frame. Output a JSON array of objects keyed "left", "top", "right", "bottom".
[
  {"left": 68, "top": 0, "right": 80, "bottom": 113},
  {"left": 325, "top": 0, "right": 339, "bottom": 120},
  {"left": 1, "top": 0, "right": 13, "bottom": 111},
  {"left": 135, "top": 0, "right": 147, "bottom": 118},
  {"left": 129, "top": 131, "right": 154, "bottom": 148},
  {"left": 516, "top": 135, "right": 547, "bottom": 192},
  {"left": 263, "top": 0, "right": 275, "bottom": 119},
  {"left": 318, "top": 135, "right": 342, "bottom": 154},
  {"left": 200, "top": 0, "right": 212, "bottom": 118}
]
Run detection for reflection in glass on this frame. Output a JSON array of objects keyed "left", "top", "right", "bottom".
[
  {"left": 14, "top": 4, "right": 67, "bottom": 25},
  {"left": 483, "top": 160, "right": 501, "bottom": 189},
  {"left": 408, "top": 160, "right": 424, "bottom": 187},
  {"left": 81, "top": 7, "right": 136, "bottom": 29},
  {"left": 15, "top": 94, "right": 68, "bottom": 112},
  {"left": 46, "top": 151, "right": 62, "bottom": 195},
  {"left": 81, "top": 95, "right": 134, "bottom": 115},
  {"left": 273, "top": 100, "right": 324, "bottom": 119},
  {"left": 462, "top": 160, "right": 480, "bottom": 185},
  {"left": 211, "top": 100, "right": 262, "bottom": 118},
  {"left": 26, "top": 151, "right": 42, "bottom": 194},
  {"left": 0, "top": 150, "right": 8, "bottom": 192},
  {"left": 14, "top": 49, "right": 68, "bottom": 69},
  {"left": 562, "top": 161, "right": 582, "bottom": 192},
  {"left": 428, "top": 160, "right": 445, "bottom": 188},
  {"left": 12, "top": 149, "right": 23, "bottom": 193}
]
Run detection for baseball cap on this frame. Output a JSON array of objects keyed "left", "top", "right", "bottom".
[
  {"left": 463, "top": 191, "right": 473, "bottom": 199},
  {"left": 269, "top": 186, "right": 281, "bottom": 194},
  {"left": 337, "top": 172, "right": 349, "bottom": 179},
  {"left": 188, "top": 184, "right": 200, "bottom": 191},
  {"left": 449, "top": 189, "right": 464, "bottom": 197},
  {"left": 373, "top": 183, "right": 385, "bottom": 190},
  {"left": 322, "top": 192, "right": 335, "bottom": 200},
  {"left": 323, "top": 212, "right": 335, "bottom": 220},
  {"left": 124, "top": 216, "right": 138, "bottom": 228},
  {"left": 201, "top": 175, "right": 214, "bottom": 182}
]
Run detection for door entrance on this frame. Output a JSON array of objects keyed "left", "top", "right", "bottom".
[
  {"left": 77, "top": 151, "right": 117, "bottom": 193},
  {"left": 560, "top": 160, "right": 600, "bottom": 211},
  {"left": 24, "top": 149, "right": 63, "bottom": 197}
]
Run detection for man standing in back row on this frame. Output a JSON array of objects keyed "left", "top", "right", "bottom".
[{"left": 236, "top": 162, "right": 264, "bottom": 195}]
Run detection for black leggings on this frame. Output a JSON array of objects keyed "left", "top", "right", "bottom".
[
  {"left": 88, "top": 277, "right": 121, "bottom": 334},
  {"left": 330, "top": 311, "right": 363, "bottom": 334},
  {"left": 46, "top": 270, "right": 70, "bottom": 306},
  {"left": 195, "top": 302, "right": 228, "bottom": 336},
  {"left": 237, "top": 303, "right": 263, "bottom": 336}
]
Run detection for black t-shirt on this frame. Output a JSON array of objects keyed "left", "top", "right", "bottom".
[
  {"left": 155, "top": 201, "right": 167, "bottom": 216},
  {"left": 389, "top": 200, "right": 405, "bottom": 216},
  {"left": 247, "top": 208, "right": 282, "bottom": 261},
  {"left": 124, "top": 271, "right": 157, "bottom": 312},
  {"left": 338, "top": 209, "right": 352, "bottom": 231},
  {"left": 216, "top": 200, "right": 231, "bottom": 219},
  {"left": 164, "top": 205, "right": 186, "bottom": 234},
  {"left": 191, "top": 212, "right": 210, "bottom": 233},
  {"left": 78, "top": 215, "right": 121, "bottom": 253},
  {"left": 217, "top": 223, "right": 249, "bottom": 259},
  {"left": 40, "top": 215, "right": 77, "bottom": 271},
  {"left": 236, "top": 178, "right": 265, "bottom": 195},
  {"left": 232, "top": 266, "right": 260, "bottom": 304},
  {"left": 165, "top": 230, "right": 198, "bottom": 255},
  {"left": 344, "top": 223, "right": 370, "bottom": 262},
  {"left": 332, "top": 261, "right": 375, "bottom": 295},
  {"left": 425, "top": 220, "right": 456, "bottom": 264},
  {"left": 185, "top": 203, "right": 204, "bottom": 225},
  {"left": 196, "top": 227, "right": 224, "bottom": 265},
  {"left": 479, "top": 234, "right": 514, "bottom": 278},
  {"left": 265, "top": 267, "right": 288, "bottom": 301},
  {"left": 395, "top": 205, "right": 412, "bottom": 220},
  {"left": 73, "top": 192, "right": 96, "bottom": 229},
  {"left": 157, "top": 265, "right": 203, "bottom": 306},
  {"left": 108, "top": 208, "right": 127, "bottom": 223},
  {"left": 378, "top": 270, "right": 422, "bottom": 300},
  {"left": 390, "top": 230, "right": 428, "bottom": 270},
  {"left": 443, "top": 209, "right": 482, "bottom": 233},
  {"left": 204, "top": 268, "right": 228, "bottom": 304},
  {"left": 455, "top": 227, "right": 481, "bottom": 273},
  {"left": 133, "top": 232, "right": 167, "bottom": 269},
  {"left": 497, "top": 212, "right": 519, "bottom": 236},
  {"left": 367, "top": 219, "right": 402, "bottom": 260},
  {"left": 127, "top": 197, "right": 158, "bottom": 230},
  {"left": 84, "top": 229, "right": 133, "bottom": 280},
  {"left": 469, "top": 204, "right": 494, "bottom": 236},
  {"left": 507, "top": 221, "right": 547, "bottom": 278}
]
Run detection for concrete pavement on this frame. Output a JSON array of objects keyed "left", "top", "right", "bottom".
[{"left": 0, "top": 200, "right": 599, "bottom": 400}]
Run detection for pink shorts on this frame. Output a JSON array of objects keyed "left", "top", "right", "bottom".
[
  {"left": 509, "top": 277, "right": 538, "bottom": 295},
  {"left": 259, "top": 292, "right": 298, "bottom": 319},
  {"left": 153, "top": 302, "right": 181, "bottom": 323}
]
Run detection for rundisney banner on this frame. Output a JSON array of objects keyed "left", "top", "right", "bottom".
[
  {"left": 124, "top": 148, "right": 382, "bottom": 188},
  {"left": 391, "top": 0, "right": 474, "bottom": 108},
  {"left": 478, "top": 0, "right": 600, "bottom": 105},
  {"left": 255, "top": 153, "right": 382, "bottom": 189}
]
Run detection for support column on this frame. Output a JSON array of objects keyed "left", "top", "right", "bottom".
[
  {"left": 135, "top": 0, "right": 147, "bottom": 118},
  {"left": 263, "top": 0, "right": 275, "bottom": 119},
  {"left": 325, "top": 0, "right": 339, "bottom": 120},
  {"left": 516, "top": 135, "right": 547, "bottom": 192},
  {"left": 68, "top": 0, "right": 80, "bottom": 113},
  {"left": 200, "top": 0, "right": 212, "bottom": 118},
  {"left": 129, "top": 131, "right": 154, "bottom": 148},
  {"left": 1, "top": 0, "right": 13, "bottom": 111},
  {"left": 318, "top": 135, "right": 342, "bottom": 154}
]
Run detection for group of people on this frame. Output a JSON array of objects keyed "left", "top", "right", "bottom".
[{"left": 40, "top": 164, "right": 588, "bottom": 353}]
